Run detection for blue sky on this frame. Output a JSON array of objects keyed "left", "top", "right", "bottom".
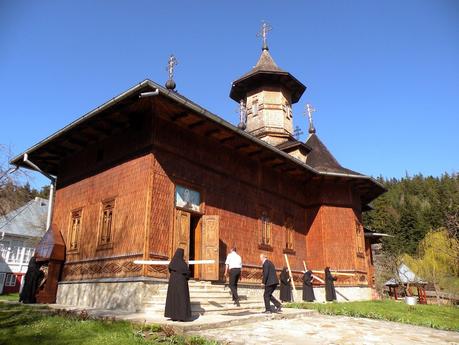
[{"left": 1, "top": 1, "right": 458, "bottom": 189}]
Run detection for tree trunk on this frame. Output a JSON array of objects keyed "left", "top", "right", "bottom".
[{"left": 433, "top": 283, "right": 441, "bottom": 304}]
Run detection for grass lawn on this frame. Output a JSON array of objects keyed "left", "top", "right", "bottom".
[
  {"left": 0, "top": 302, "right": 218, "bottom": 345},
  {"left": 0, "top": 293, "right": 19, "bottom": 302},
  {"left": 286, "top": 300, "right": 459, "bottom": 332}
]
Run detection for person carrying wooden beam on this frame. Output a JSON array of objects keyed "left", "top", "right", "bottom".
[{"left": 260, "top": 253, "right": 282, "bottom": 314}]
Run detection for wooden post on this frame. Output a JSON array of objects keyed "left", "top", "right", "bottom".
[
  {"left": 303, "top": 260, "right": 325, "bottom": 284},
  {"left": 284, "top": 254, "right": 296, "bottom": 300}
]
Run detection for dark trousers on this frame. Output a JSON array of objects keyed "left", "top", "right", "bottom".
[
  {"left": 229, "top": 268, "right": 241, "bottom": 301},
  {"left": 263, "top": 284, "right": 281, "bottom": 311}
]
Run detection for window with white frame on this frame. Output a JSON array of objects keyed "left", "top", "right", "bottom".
[
  {"left": 0, "top": 241, "right": 10, "bottom": 261},
  {"left": 22, "top": 248, "right": 34, "bottom": 264},
  {"left": 8, "top": 240, "right": 23, "bottom": 263},
  {"left": 5, "top": 273, "right": 16, "bottom": 287}
]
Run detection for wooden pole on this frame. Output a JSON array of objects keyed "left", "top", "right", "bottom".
[
  {"left": 310, "top": 270, "right": 355, "bottom": 276},
  {"left": 284, "top": 254, "right": 297, "bottom": 300},
  {"left": 134, "top": 259, "right": 215, "bottom": 265},
  {"left": 303, "top": 261, "right": 325, "bottom": 284}
]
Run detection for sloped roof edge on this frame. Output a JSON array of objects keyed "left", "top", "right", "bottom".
[{"left": 10, "top": 79, "right": 386, "bottom": 196}]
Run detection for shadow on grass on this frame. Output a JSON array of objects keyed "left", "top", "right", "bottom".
[{"left": 286, "top": 300, "right": 459, "bottom": 332}]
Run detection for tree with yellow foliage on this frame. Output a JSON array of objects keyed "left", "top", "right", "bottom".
[{"left": 403, "top": 229, "right": 459, "bottom": 303}]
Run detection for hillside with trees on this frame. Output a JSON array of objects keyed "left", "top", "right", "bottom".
[{"left": 364, "top": 173, "right": 459, "bottom": 297}]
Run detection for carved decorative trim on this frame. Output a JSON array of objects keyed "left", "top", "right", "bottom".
[
  {"left": 66, "top": 252, "right": 143, "bottom": 264},
  {"left": 63, "top": 256, "right": 144, "bottom": 280}
]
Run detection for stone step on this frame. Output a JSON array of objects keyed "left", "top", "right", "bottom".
[
  {"left": 145, "top": 281, "right": 267, "bottom": 315},
  {"left": 147, "top": 294, "right": 255, "bottom": 303},
  {"left": 152, "top": 290, "right": 244, "bottom": 297},
  {"left": 144, "top": 298, "right": 263, "bottom": 308},
  {"left": 158, "top": 286, "right": 232, "bottom": 293},
  {"left": 157, "top": 289, "right": 234, "bottom": 295},
  {"left": 143, "top": 302, "right": 267, "bottom": 315}
]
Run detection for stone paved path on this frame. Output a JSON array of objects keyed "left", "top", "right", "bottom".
[{"left": 190, "top": 314, "right": 459, "bottom": 345}]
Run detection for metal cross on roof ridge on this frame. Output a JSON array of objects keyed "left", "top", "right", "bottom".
[
  {"left": 305, "top": 103, "right": 316, "bottom": 134},
  {"left": 256, "top": 21, "right": 272, "bottom": 50},
  {"left": 166, "top": 54, "right": 178, "bottom": 80}
]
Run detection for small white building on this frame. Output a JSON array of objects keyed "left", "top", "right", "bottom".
[{"left": 0, "top": 197, "right": 47, "bottom": 294}]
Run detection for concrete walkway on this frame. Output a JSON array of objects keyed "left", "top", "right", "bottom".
[
  {"left": 189, "top": 313, "right": 459, "bottom": 345},
  {"left": 44, "top": 303, "right": 315, "bottom": 334},
  {"left": 5, "top": 301, "right": 458, "bottom": 344}
]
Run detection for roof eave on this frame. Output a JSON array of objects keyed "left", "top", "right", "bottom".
[
  {"left": 10, "top": 79, "right": 156, "bottom": 167},
  {"left": 230, "top": 70, "right": 306, "bottom": 103},
  {"left": 10, "top": 78, "right": 385, "bottom": 205}
]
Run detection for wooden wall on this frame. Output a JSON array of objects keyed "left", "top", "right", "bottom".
[
  {"left": 53, "top": 112, "right": 154, "bottom": 281},
  {"left": 148, "top": 116, "right": 371, "bottom": 285},
  {"left": 51, "top": 106, "right": 374, "bottom": 286}
]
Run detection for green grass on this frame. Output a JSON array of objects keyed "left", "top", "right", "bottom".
[
  {"left": 286, "top": 300, "right": 459, "bottom": 332},
  {"left": 0, "top": 302, "right": 218, "bottom": 345},
  {"left": 0, "top": 293, "right": 19, "bottom": 302}
]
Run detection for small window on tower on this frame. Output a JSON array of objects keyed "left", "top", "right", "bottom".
[
  {"left": 286, "top": 104, "right": 292, "bottom": 119},
  {"left": 69, "top": 209, "right": 82, "bottom": 252},
  {"left": 252, "top": 99, "right": 259, "bottom": 116},
  {"left": 97, "top": 199, "right": 115, "bottom": 248}
]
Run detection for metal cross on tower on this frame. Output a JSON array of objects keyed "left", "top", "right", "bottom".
[
  {"left": 256, "top": 21, "right": 272, "bottom": 50},
  {"left": 293, "top": 126, "right": 303, "bottom": 140},
  {"left": 305, "top": 103, "right": 316, "bottom": 134},
  {"left": 237, "top": 99, "right": 247, "bottom": 130}
]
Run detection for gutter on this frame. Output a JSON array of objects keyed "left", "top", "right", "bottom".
[{"left": 22, "top": 153, "right": 56, "bottom": 231}]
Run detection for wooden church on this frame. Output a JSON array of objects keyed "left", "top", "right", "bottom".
[{"left": 11, "top": 27, "right": 385, "bottom": 310}]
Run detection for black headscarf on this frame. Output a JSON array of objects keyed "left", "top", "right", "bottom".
[
  {"left": 304, "top": 270, "right": 313, "bottom": 283},
  {"left": 168, "top": 248, "right": 189, "bottom": 274},
  {"left": 280, "top": 267, "right": 289, "bottom": 281}
]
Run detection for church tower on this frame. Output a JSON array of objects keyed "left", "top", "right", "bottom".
[{"left": 230, "top": 23, "right": 306, "bottom": 146}]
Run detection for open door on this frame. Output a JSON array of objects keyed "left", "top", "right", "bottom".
[
  {"left": 201, "top": 215, "right": 219, "bottom": 281},
  {"left": 174, "top": 210, "right": 191, "bottom": 261}
]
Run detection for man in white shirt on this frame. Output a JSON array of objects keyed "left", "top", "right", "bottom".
[{"left": 224, "top": 247, "right": 242, "bottom": 306}]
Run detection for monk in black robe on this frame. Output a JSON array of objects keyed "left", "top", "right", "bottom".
[
  {"left": 19, "top": 257, "right": 43, "bottom": 304},
  {"left": 325, "top": 267, "right": 337, "bottom": 301},
  {"left": 164, "top": 248, "right": 192, "bottom": 321},
  {"left": 279, "top": 267, "right": 292, "bottom": 302},
  {"left": 302, "top": 270, "right": 315, "bottom": 302}
]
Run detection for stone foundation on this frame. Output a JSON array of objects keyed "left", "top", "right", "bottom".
[
  {"left": 56, "top": 277, "right": 166, "bottom": 312},
  {"left": 56, "top": 278, "right": 373, "bottom": 312},
  {"left": 236, "top": 283, "right": 373, "bottom": 303}
]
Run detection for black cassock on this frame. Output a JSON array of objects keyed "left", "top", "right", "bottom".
[
  {"left": 19, "top": 257, "right": 43, "bottom": 304},
  {"left": 325, "top": 267, "right": 337, "bottom": 301},
  {"left": 302, "top": 270, "right": 315, "bottom": 302},
  {"left": 164, "top": 248, "right": 192, "bottom": 321},
  {"left": 279, "top": 267, "right": 292, "bottom": 302}
]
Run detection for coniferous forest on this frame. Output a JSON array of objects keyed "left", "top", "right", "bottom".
[
  {"left": 364, "top": 173, "right": 459, "bottom": 296},
  {"left": 364, "top": 173, "right": 459, "bottom": 255}
]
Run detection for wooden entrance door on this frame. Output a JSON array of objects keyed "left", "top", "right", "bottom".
[
  {"left": 201, "top": 215, "right": 219, "bottom": 281},
  {"left": 174, "top": 210, "right": 191, "bottom": 261}
]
